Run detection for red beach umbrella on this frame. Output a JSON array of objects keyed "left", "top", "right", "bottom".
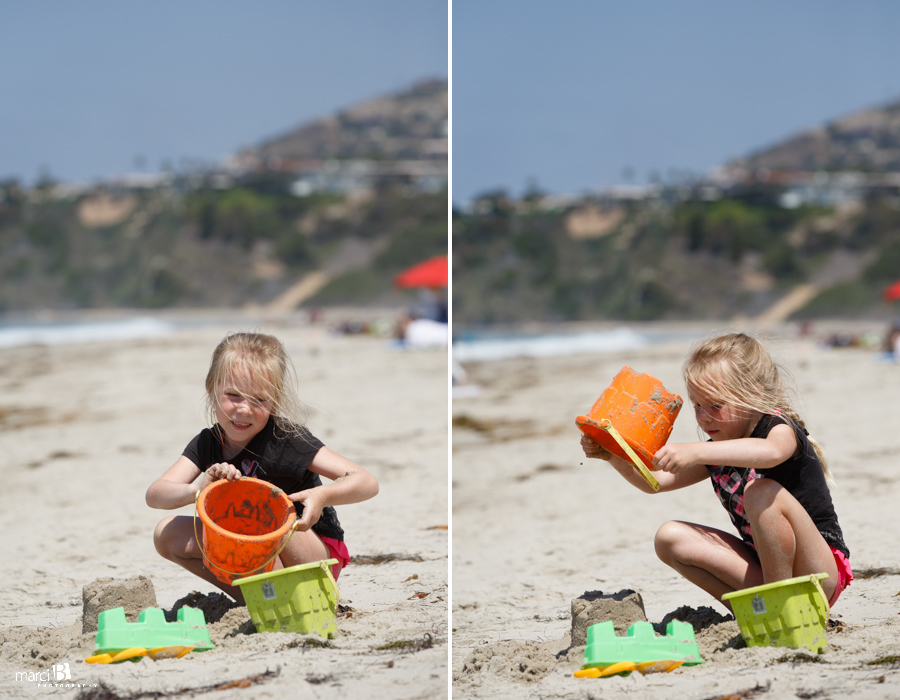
[
  {"left": 884, "top": 280, "right": 900, "bottom": 301},
  {"left": 394, "top": 255, "right": 448, "bottom": 288}
]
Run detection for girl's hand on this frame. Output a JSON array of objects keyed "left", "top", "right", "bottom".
[
  {"left": 652, "top": 443, "right": 702, "bottom": 474},
  {"left": 581, "top": 434, "right": 613, "bottom": 461},
  {"left": 288, "top": 489, "right": 326, "bottom": 532},
  {"left": 204, "top": 462, "right": 242, "bottom": 484}
]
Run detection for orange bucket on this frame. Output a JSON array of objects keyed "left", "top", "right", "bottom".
[
  {"left": 196, "top": 477, "right": 297, "bottom": 585},
  {"left": 576, "top": 366, "right": 683, "bottom": 481}
]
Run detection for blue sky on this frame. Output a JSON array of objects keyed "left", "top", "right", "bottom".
[
  {"left": 0, "top": 2, "right": 447, "bottom": 185},
  {"left": 452, "top": 1, "right": 900, "bottom": 204}
]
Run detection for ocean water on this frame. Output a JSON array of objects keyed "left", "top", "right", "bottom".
[
  {"left": 452, "top": 326, "right": 651, "bottom": 363},
  {"left": 0, "top": 317, "right": 176, "bottom": 349}
]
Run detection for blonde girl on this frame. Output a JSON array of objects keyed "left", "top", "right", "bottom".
[
  {"left": 581, "top": 332, "right": 852, "bottom": 608},
  {"left": 147, "top": 332, "right": 379, "bottom": 603}
]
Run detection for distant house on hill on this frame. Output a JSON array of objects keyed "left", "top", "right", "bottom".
[
  {"left": 223, "top": 155, "right": 446, "bottom": 197},
  {"left": 715, "top": 166, "right": 900, "bottom": 208}
]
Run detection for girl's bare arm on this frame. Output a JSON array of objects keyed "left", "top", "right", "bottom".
[
  {"left": 145, "top": 455, "right": 210, "bottom": 509},
  {"left": 288, "top": 448, "right": 379, "bottom": 531},
  {"left": 581, "top": 434, "right": 707, "bottom": 493},
  {"left": 652, "top": 423, "right": 797, "bottom": 474}
]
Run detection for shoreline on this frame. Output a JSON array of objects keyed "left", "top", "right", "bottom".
[
  {"left": 0, "top": 306, "right": 411, "bottom": 351},
  {"left": 0, "top": 304, "right": 404, "bottom": 326},
  {"left": 452, "top": 317, "right": 892, "bottom": 367}
]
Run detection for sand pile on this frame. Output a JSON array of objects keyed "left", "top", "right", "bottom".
[{"left": 82, "top": 576, "right": 158, "bottom": 634}]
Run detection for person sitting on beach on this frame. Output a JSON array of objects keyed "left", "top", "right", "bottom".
[
  {"left": 581, "top": 332, "right": 852, "bottom": 609},
  {"left": 146, "top": 332, "right": 379, "bottom": 603}
]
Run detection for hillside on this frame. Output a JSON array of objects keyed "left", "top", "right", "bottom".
[
  {"left": 0, "top": 185, "right": 446, "bottom": 314},
  {"left": 453, "top": 187, "right": 900, "bottom": 326},
  {"left": 236, "top": 79, "right": 447, "bottom": 164},
  {"left": 0, "top": 80, "right": 448, "bottom": 314},
  {"left": 730, "top": 98, "right": 900, "bottom": 173}
]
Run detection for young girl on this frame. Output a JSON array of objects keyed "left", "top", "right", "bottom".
[
  {"left": 581, "top": 332, "right": 852, "bottom": 608},
  {"left": 146, "top": 332, "right": 379, "bottom": 603}
]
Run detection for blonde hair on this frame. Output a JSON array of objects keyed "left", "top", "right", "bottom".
[
  {"left": 204, "top": 332, "right": 310, "bottom": 435},
  {"left": 683, "top": 332, "right": 834, "bottom": 486}
]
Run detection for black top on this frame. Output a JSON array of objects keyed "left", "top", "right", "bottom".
[
  {"left": 706, "top": 414, "right": 848, "bottom": 558},
  {"left": 183, "top": 417, "right": 344, "bottom": 540}
]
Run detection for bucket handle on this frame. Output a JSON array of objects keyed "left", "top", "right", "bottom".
[
  {"left": 808, "top": 573, "right": 831, "bottom": 616},
  {"left": 193, "top": 490, "right": 297, "bottom": 582},
  {"left": 598, "top": 419, "right": 661, "bottom": 492}
]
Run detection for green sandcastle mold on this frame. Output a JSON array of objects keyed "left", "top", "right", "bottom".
[
  {"left": 93, "top": 607, "right": 215, "bottom": 654},
  {"left": 582, "top": 620, "right": 704, "bottom": 669}
]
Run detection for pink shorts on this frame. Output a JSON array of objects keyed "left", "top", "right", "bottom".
[
  {"left": 321, "top": 536, "right": 351, "bottom": 580},
  {"left": 829, "top": 547, "right": 853, "bottom": 607}
]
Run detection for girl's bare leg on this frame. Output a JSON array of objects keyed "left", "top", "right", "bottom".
[
  {"left": 272, "top": 528, "right": 331, "bottom": 570},
  {"left": 742, "top": 478, "right": 839, "bottom": 604},
  {"left": 654, "top": 520, "right": 764, "bottom": 609}
]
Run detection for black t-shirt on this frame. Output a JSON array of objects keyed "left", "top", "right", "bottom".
[
  {"left": 707, "top": 414, "right": 848, "bottom": 559},
  {"left": 183, "top": 417, "right": 344, "bottom": 541}
]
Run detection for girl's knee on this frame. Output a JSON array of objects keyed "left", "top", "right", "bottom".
[
  {"left": 743, "top": 478, "right": 783, "bottom": 517},
  {"left": 153, "top": 516, "right": 179, "bottom": 558},
  {"left": 654, "top": 520, "right": 686, "bottom": 560}
]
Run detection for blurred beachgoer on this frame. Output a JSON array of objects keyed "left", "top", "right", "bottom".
[
  {"left": 404, "top": 317, "right": 449, "bottom": 349},
  {"left": 394, "top": 301, "right": 448, "bottom": 349},
  {"left": 146, "top": 332, "right": 378, "bottom": 603},
  {"left": 883, "top": 320, "right": 900, "bottom": 359},
  {"left": 581, "top": 332, "right": 851, "bottom": 609},
  {"left": 416, "top": 287, "right": 448, "bottom": 324}
]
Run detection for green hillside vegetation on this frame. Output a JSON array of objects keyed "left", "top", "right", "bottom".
[
  {"left": 0, "top": 179, "right": 447, "bottom": 313},
  {"left": 452, "top": 185, "right": 900, "bottom": 325}
]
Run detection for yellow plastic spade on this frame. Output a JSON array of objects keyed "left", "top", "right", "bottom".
[
  {"left": 574, "top": 659, "right": 685, "bottom": 678},
  {"left": 85, "top": 645, "right": 195, "bottom": 664},
  {"left": 574, "top": 661, "right": 637, "bottom": 678}
]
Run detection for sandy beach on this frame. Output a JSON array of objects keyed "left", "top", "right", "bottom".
[
  {"left": 452, "top": 321, "right": 900, "bottom": 699},
  {"left": 0, "top": 311, "right": 448, "bottom": 699}
]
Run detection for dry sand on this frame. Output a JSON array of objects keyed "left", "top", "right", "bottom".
[
  {"left": 0, "top": 311, "right": 448, "bottom": 699},
  {"left": 452, "top": 321, "right": 900, "bottom": 699}
]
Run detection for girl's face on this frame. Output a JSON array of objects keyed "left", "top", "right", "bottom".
[
  {"left": 689, "top": 389, "right": 759, "bottom": 442},
  {"left": 214, "top": 368, "right": 274, "bottom": 451}
]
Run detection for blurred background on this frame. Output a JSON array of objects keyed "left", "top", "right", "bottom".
[
  {"left": 452, "top": 1, "right": 900, "bottom": 349},
  {"left": 0, "top": 1, "right": 448, "bottom": 344}
]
